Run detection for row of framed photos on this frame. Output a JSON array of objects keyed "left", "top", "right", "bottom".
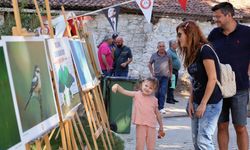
[{"left": 0, "top": 36, "right": 102, "bottom": 150}]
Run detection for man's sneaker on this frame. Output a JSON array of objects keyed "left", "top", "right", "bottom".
[{"left": 159, "top": 109, "right": 166, "bottom": 114}]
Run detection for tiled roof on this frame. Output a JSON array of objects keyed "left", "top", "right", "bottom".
[{"left": 1, "top": 0, "right": 250, "bottom": 18}]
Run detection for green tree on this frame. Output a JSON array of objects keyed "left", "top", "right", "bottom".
[{"left": 0, "top": 0, "right": 42, "bottom": 35}]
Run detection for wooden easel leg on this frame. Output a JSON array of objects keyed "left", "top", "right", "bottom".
[
  {"left": 96, "top": 85, "right": 115, "bottom": 144},
  {"left": 59, "top": 122, "right": 68, "bottom": 150},
  {"left": 68, "top": 120, "right": 78, "bottom": 150},
  {"left": 86, "top": 92, "right": 108, "bottom": 150},
  {"left": 49, "top": 128, "right": 56, "bottom": 140},
  {"left": 35, "top": 139, "right": 42, "bottom": 150},
  {"left": 65, "top": 121, "right": 73, "bottom": 150},
  {"left": 81, "top": 93, "right": 98, "bottom": 150},
  {"left": 74, "top": 113, "right": 92, "bottom": 150},
  {"left": 84, "top": 92, "right": 105, "bottom": 149},
  {"left": 92, "top": 88, "right": 113, "bottom": 150},
  {"left": 25, "top": 143, "right": 31, "bottom": 150},
  {"left": 72, "top": 115, "right": 85, "bottom": 150},
  {"left": 44, "top": 134, "right": 52, "bottom": 150}
]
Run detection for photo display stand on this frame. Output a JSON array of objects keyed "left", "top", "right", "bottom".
[
  {"left": 73, "top": 67, "right": 112, "bottom": 150},
  {"left": 10, "top": 0, "right": 115, "bottom": 148},
  {"left": 66, "top": 11, "right": 114, "bottom": 150},
  {"left": 10, "top": 0, "right": 88, "bottom": 149},
  {"left": 36, "top": 2, "right": 91, "bottom": 150},
  {"left": 80, "top": 25, "right": 114, "bottom": 145},
  {"left": 8, "top": 0, "right": 58, "bottom": 150}
]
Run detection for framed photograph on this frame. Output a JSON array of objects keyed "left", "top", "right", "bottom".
[
  {"left": 84, "top": 32, "right": 102, "bottom": 76},
  {"left": 69, "top": 39, "right": 95, "bottom": 89},
  {"left": 0, "top": 41, "right": 24, "bottom": 150},
  {"left": 2, "top": 36, "right": 59, "bottom": 143},
  {"left": 46, "top": 38, "right": 81, "bottom": 118},
  {"left": 81, "top": 40, "right": 98, "bottom": 85}
]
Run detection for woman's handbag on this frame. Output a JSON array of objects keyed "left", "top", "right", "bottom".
[{"left": 201, "top": 44, "right": 236, "bottom": 98}]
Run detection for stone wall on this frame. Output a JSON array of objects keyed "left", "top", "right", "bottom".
[{"left": 85, "top": 14, "right": 248, "bottom": 77}]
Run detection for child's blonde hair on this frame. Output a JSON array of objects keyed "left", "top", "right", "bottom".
[
  {"left": 134, "top": 77, "right": 159, "bottom": 91},
  {"left": 145, "top": 77, "right": 159, "bottom": 90}
]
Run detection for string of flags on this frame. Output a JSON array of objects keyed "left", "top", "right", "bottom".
[
  {"left": 135, "top": 0, "right": 154, "bottom": 23},
  {"left": 178, "top": 0, "right": 188, "bottom": 12},
  {"left": 103, "top": 0, "right": 187, "bottom": 32}
]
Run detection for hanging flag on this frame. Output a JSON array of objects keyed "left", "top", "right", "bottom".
[
  {"left": 103, "top": 6, "right": 120, "bottom": 33},
  {"left": 136, "top": 0, "right": 154, "bottom": 23},
  {"left": 178, "top": 0, "right": 187, "bottom": 12}
]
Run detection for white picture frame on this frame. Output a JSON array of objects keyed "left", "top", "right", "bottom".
[{"left": 2, "top": 36, "right": 59, "bottom": 144}]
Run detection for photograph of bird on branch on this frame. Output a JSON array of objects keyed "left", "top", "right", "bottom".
[{"left": 2, "top": 37, "right": 59, "bottom": 143}]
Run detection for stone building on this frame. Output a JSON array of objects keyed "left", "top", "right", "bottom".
[
  {"left": 0, "top": 0, "right": 250, "bottom": 76},
  {"left": 77, "top": 0, "right": 250, "bottom": 76},
  {"left": 1, "top": 0, "right": 250, "bottom": 113}
]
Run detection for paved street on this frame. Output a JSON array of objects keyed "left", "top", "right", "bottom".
[{"left": 118, "top": 95, "right": 250, "bottom": 150}]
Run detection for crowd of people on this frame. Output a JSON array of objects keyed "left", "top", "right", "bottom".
[{"left": 99, "top": 2, "right": 249, "bottom": 150}]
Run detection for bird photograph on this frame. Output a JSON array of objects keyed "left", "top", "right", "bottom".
[{"left": 24, "top": 65, "right": 43, "bottom": 120}]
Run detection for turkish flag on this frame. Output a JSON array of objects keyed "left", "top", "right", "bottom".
[{"left": 178, "top": 0, "right": 187, "bottom": 11}]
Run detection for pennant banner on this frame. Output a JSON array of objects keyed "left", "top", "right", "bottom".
[
  {"left": 136, "top": 0, "right": 154, "bottom": 23},
  {"left": 178, "top": 0, "right": 187, "bottom": 12},
  {"left": 103, "top": 6, "right": 120, "bottom": 33}
]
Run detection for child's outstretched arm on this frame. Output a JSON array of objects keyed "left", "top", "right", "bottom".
[{"left": 112, "top": 84, "right": 136, "bottom": 97}]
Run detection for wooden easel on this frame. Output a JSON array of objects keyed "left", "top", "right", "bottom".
[
  {"left": 12, "top": 0, "right": 95, "bottom": 149},
  {"left": 80, "top": 28, "right": 114, "bottom": 144},
  {"left": 62, "top": 6, "right": 114, "bottom": 149},
  {"left": 42, "top": 1, "right": 92, "bottom": 150},
  {"left": 71, "top": 60, "right": 109, "bottom": 150},
  {"left": 93, "top": 85, "right": 115, "bottom": 144},
  {"left": 11, "top": 0, "right": 35, "bottom": 36},
  {"left": 11, "top": 0, "right": 55, "bottom": 149},
  {"left": 89, "top": 85, "right": 114, "bottom": 146},
  {"left": 78, "top": 26, "right": 113, "bottom": 143}
]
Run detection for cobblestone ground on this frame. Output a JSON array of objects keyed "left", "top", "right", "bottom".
[{"left": 118, "top": 96, "right": 250, "bottom": 150}]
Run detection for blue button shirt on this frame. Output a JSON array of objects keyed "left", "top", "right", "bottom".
[
  {"left": 208, "top": 23, "right": 250, "bottom": 91},
  {"left": 168, "top": 48, "right": 181, "bottom": 70}
]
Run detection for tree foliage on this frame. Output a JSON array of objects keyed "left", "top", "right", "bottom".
[{"left": 0, "top": 0, "right": 42, "bottom": 35}]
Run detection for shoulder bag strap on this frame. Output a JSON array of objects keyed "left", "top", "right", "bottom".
[
  {"left": 201, "top": 44, "right": 223, "bottom": 86},
  {"left": 201, "top": 44, "right": 222, "bottom": 64}
]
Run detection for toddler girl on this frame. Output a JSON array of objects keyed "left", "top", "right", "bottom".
[{"left": 112, "top": 77, "right": 165, "bottom": 150}]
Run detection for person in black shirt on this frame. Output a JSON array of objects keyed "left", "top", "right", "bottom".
[
  {"left": 208, "top": 2, "right": 250, "bottom": 150},
  {"left": 113, "top": 37, "right": 133, "bottom": 77},
  {"left": 177, "top": 20, "right": 222, "bottom": 150}
]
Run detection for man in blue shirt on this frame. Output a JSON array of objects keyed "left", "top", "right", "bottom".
[
  {"left": 208, "top": 2, "right": 250, "bottom": 150},
  {"left": 166, "top": 40, "right": 181, "bottom": 104}
]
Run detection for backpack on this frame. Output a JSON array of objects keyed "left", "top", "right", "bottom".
[{"left": 201, "top": 44, "right": 236, "bottom": 98}]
